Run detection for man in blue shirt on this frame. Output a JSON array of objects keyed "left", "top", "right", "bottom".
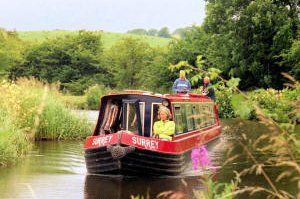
[{"left": 172, "top": 70, "right": 191, "bottom": 94}]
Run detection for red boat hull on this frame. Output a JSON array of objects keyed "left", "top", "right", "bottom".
[{"left": 84, "top": 126, "right": 221, "bottom": 176}]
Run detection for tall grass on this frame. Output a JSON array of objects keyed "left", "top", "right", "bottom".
[
  {"left": 0, "top": 119, "right": 31, "bottom": 167},
  {"left": 0, "top": 78, "right": 91, "bottom": 166}
]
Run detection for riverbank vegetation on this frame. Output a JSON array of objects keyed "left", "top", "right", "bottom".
[{"left": 0, "top": 78, "right": 91, "bottom": 166}]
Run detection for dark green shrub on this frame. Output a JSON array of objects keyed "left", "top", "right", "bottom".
[{"left": 215, "top": 82, "right": 235, "bottom": 118}]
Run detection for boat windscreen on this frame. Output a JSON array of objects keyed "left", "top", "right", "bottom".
[{"left": 99, "top": 100, "right": 122, "bottom": 134}]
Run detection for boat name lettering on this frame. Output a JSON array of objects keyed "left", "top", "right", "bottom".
[
  {"left": 132, "top": 137, "right": 158, "bottom": 150},
  {"left": 92, "top": 135, "right": 112, "bottom": 146}
]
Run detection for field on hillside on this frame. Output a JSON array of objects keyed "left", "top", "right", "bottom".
[{"left": 17, "top": 30, "right": 171, "bottom": 48}]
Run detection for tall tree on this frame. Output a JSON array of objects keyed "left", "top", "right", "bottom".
[
  {"left": 147, "top": 29, "right": 158, "bottom": 36},
  {"left": 158, "top": 27, "right": 171, "bottom": 38},
  {"left": 0, "top": 28, "right": 24, "bottom": 79},
  {"left": 9, "top": 30, "right": 108, "bottom": 94},
  {"left": 167, "top": 26, "right": 211, "bottom": 87},
  {"left": 104, "top": 37, "right": 169, "bottom": 91},
  {"left": 203, "top": 0, "right": 300, "bottom": 89}
]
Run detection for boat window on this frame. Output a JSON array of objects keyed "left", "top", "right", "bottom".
[
  {"left": 186, "top": 104, "right": 195, "bottom": 131},
  {"left": 172, "top": 102, "right": 216, "bottom": 134},
  {"left": 173, "top": 105, "right": 185, "bottom": 134},
  {"left": 139, "top": 102, "right": 145, "bottom": 133},
  {"left": 192, "top": 105, "right": 201, "bottom": 129},
  {"left": 200, "top": 103, "right": 215, "bottom": 127},
  {"left": 125, "top": 102, "right": 145, "bottom": 134},
  {"left": 151, "top": 103, "right": 161, "bottom": 135},
  {"left": 99, "top": 99, "right": 122, "bottom": 134}
]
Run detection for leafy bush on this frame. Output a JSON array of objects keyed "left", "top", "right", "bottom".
[
  {"left": 215, "top": 82, "right": 235, "bottom": 118},
  {"left": 249, "top": 89, "right": 293, "bottom": 123},
  {"left": 9, "top": 30, "right": 110, "bottom": 94},
  {"left": 85, "top": 84, "right": 111, "bottom": 110},
  {"left": 232, "top": 94, "right": 257, "bottom": 120}
]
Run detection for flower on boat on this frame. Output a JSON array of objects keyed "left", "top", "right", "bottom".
[{"left": 191, "top": 145, "right": 212, "bottom": 171}]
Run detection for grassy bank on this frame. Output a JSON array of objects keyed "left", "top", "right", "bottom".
[{"left": 0, "top": 78, "right": 91, "bottom": 167}]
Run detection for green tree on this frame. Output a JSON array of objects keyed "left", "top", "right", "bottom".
[
  {"left": 172, "top": 26, "right": 194, "bottom": 38},
  {"left": 167, "top": 26, "right": 212, "bottom": 87},
  {"left": 281, "top": 29, "right": 300, "bottom": 80},
  {"left": 203, "top": 0, "right": 300, "bottom": 89},
  {"left": 0, "top": 28, "right": 25, "bottom": 79},
  {"left": 9, "top": 30, "right": 108, "bottom": 94},
  {"left": 147, "top": 28, "right": 158, "bottom": 36},
  {"left": 104, "top": 37, "right": 169, "bottom": 91},
  {"left": 127, "top": 28, "right": 148, "bottom": 36},
  {"left": 158, "top": 27, "right": 171, "bottom": 38}
]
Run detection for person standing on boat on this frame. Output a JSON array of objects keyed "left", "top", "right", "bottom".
[
  {"left": 172, "top": 70, "right": 191, "bottom": 94},
  {"left": 202, "top": 76, "right": 216, "bottom": 102},
  {"left": 153, "top": 106, "right": 175, "bottom": 141}
]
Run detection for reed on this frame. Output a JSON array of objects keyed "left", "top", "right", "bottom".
[
  {"left": 0, "top": 114, "right": 31, "bottom": 167},
  {"left": 0, "top": 77, "right": 91, "bottom": 166},
  {"left": 37, "top": 93, "right": 91, "bottom": 140}
]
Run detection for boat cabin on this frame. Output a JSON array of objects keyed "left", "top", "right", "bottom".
[{"left": 93, "top": 90, "right": 219, "bottom": 141}]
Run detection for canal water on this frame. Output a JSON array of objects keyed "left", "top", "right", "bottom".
[{"left": 0, "top": 111, "right": 298, "bottom": 199}]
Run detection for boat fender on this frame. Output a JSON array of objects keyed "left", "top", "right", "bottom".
[{"left": 107, "top": 145, "right": 135, "bottom": 159}]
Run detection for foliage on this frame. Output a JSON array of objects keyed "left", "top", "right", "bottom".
[
  {"left": 0, "top": 78, "right": 91, "bottom": 141},
  {"left": 157, "top": 27, "right": 171, "bottom": 38},
  {"left": 127, "top": 27, "right": 172, "bottom": 38},
  {"left": 37, "top": 94, "right": 91, "bottom": 140},
  {"left": 249, "top": 87, "right": 299, "bottom": 124},
  {"left": 168, "top": 26, "right": 210, "bottom": 72},
  {"left": 9, "top": 30, "right": 109, "bottom": 94},
  {"left": 104, "top": 37, "right": 169, "bottom": 91},
  {"left": 214, "top": 82, "right": 236, "bottom": 119},
  {"left": 0, "top": 28, "right": 25, "bottom": 79},
  {"left": 127, "top": 28, "right": 148, "bottom": 36},
  {"left": 147, "top": 28, "right": 158, "bottom": 37},
  {"left": 60, "top": 95, "right": 87, "bottom": 110},
  {"left": 232, "top": 94, "right": 257, "bottom": 120},
  {"left": 194, "top": 178, "right": 235, "bottom": 199},
  {"left": 172, "top": 26, "right": 195, "bottom": 38},
  {"left": 280, "top": 29, "right": 300, "bottom": 80},
  {"left": 0, "top": 127, "right": 31, "bottom": 167},
  {"left": 203, "top": 0, "right": 300, "bottom": 89},
  {"left": 85, "top": 84, "right": 111, "bottom": 110}
]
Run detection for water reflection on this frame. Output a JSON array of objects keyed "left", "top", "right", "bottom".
[{"left": 84, "top": 175, "right": 201, "bottom": 199}]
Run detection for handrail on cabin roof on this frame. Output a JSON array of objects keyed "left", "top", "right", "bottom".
[{"left": 109, "top": 89, "right": 153, "bottom": 95}]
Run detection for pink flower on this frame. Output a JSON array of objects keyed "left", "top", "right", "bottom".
[{"left": 191, "top": 145, "right": 212, "bottom": 171}]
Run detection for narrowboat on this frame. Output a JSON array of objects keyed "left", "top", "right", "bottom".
[{"left": 84, "top": 90, "right": 221, "bottom": 176}]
